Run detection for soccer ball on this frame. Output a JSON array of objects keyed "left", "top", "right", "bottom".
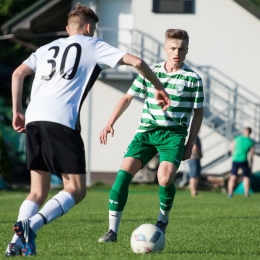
[{"left": 130, "top": 223, "right": 165, "bottom": 254}]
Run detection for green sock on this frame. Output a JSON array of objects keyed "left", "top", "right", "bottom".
[
  {"left": 109, "top": 170, "right": 133, "bottom": 211},
  {"left": 159, "top": 183, "right": 176, "bottom": 211}
]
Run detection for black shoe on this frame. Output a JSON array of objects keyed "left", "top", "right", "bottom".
[
  {"left": 156, "top": 221, "right": 168, "bottom": 234},
  {"left": 98, "top": 229, "right": 117, "bottom": 242},
  {"left": 5, "top": 243, "right": 21, "bottom": 257}
]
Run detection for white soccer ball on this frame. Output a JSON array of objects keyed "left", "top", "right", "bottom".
[{"left": 130, "top": 223, "right": 165, "bottom": 254}]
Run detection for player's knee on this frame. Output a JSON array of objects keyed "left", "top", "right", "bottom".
[
  {"left": 71, "top": 186, "right": 87, "bottom": 204},
  {"left": 158, "top": 172, "right": 175, "bottom": 186},
  {"left": 28, "top": 190, "right": 49, "bottom": 205},
  {"left": 230, "top": 175, "right": 237, "bottom": 180},
  {"left": 78, "top": 188, "right": 87, "bottom": 203},
  {"left": 159, "top": 179, "right": 172, "bottom": 187},
  {"left": 158, "top": 162, "right": 177, "bottom": 186}
]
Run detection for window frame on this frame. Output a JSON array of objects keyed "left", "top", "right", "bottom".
[{"left": 152, "top": 0, "right": 195, "bottom": 14}]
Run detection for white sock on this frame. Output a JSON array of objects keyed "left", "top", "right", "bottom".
[
  {"left": 109, "top": 210, "right": 122, "bottom": 234},
  {"left": 157, "top": 208, "right": 170, "bottom": 223},
  {"left": 29, "top": 191, "right": 75, "bottom": 233},
  {"left": 29, "top": 214, "right": 44, "bottom": 234},
  {"left": 10, "top": 200, "right": 39, "bottom": 248},
  {"left": 17, "top": 200, "right": 39, "bottom": 220}
]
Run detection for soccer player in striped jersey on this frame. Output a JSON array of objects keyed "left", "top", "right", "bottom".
[
  {"left": 5, "top": 3, "right": 170, "bottom": 257},
  {"left": 98, "top": 29, "right": 204, "bottom": 242}
]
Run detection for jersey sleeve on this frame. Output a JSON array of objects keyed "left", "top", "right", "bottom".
[
  {"left": 191, "top": 76, "right": 204, "bottom": 109},
  {"left": 23, "top": 52, "right": 37, "bottom": 72},
  {"left": 127, "top": 74, "right": 147, "bottom": 98},
  {"left": 95, "top": 40, "right": 127, "bottom": 69}
]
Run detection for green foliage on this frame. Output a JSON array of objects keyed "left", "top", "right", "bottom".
[
  {"left": 251, "top": 0, "right": 260, "bottom": 7},
  {"left": 0, "top": 97, "right": 12, "bottom": 182},
  {"left": 1, "top": 189, "right": 260, "bottom": 259},
  {"left": 0, "top": 0, "right": 37, "bottom": 66},
  {"left": 0, "top": 95, "right": 27, "bottom": 184},
  {"left": 0, "top": 1, "right": 35, "bottom": 177},
  {"left": 0, "top": 41, "right": 30, "bottom": 67},
  {"left": 0, "top": 0, "right": 36, "bottom": 24},
  {"left": 0, "top": 131, "right": 10, "bottom": 182},
  {"left": 0, "top": 0, "right": 37, "bottom": 107}
]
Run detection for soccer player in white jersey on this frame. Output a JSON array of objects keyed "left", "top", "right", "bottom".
[
  {"left": 98, "top": 29, "right": 204, "bottom": 242},
  {"left": 5, "top": 3, "right": 170, "bottom": 257}
]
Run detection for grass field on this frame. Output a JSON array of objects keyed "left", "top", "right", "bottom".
[{"left": 1, "top": 185, "right": 260, "bottom": 260}]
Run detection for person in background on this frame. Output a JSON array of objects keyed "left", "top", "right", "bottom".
[
  {"left": 227, "top": 127, "right": 254, "bottom": 198},
  {"left": 188, "top": 135, "right": 202, "bottom": 197}
]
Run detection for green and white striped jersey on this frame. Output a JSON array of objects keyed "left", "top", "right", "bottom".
[{"left": 127, "top": 62, "right": 204, "bottom": 133}]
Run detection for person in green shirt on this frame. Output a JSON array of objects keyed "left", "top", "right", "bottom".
[{"left": 227, "top": 127, "right": 254, "bottom": 198}]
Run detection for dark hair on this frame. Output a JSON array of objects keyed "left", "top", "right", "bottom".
[
  {"left": 245, "top": 127, "right": 252, "bottom": 134},
  {"left": 165, "top": 29, "right": 189, "bottom": 44},
  {"left": 68, "top": 2, "right": 99, "bottom": 24}
]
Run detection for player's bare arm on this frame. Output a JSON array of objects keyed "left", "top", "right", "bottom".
[
  {"left": 183, "top": 107, "right": 203, "bottom": 160},
  {"left": 118, "top": 54, "right": 170, "bottom": 110},
  {"left": 230, "top": 140, "right": 235, "bottom": 154},
  {"left": 249, "top": 146, "right": 255, "bottom": 169},
  {"left": 12, "top": 63, "right": 34, "bottom": 133},
  {"left": 99, "top": 93, "right": 134, "bottom": 145}
]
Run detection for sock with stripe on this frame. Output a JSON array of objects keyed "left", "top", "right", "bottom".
[
  {"left": 29, "top": 191, "right": 75, "bottom": 233},
  {"left": 108, "top": 170, "right": 133, "bottom": 233},
  {"left": 157, "top": 183, "right": 176, "bottom": 223}
]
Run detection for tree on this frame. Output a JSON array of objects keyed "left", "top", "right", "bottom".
[
  {"left": 0, "top": 131, "right": 11, "bottom": 183},
  {"left": 0, "top": 0, "right": 37, "bottom": 66},
  {"left": 0, "top": 0, "right": 36, "bottom": 184},
  {"left": 0, "top": 0, "right": 37, "bottom": 106}
]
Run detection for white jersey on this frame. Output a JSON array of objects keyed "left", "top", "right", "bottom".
[{"left": 24, "top": 34, "right": 126, "bottom": 130}]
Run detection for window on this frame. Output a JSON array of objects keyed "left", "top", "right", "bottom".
[{"left": 152, "top": 0, "right": 195, "bottom": 14}]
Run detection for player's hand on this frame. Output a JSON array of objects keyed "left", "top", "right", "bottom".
[
  {"left": 182, "top": 142, "right": 193, "bottom": 161},
  {"left": 99, "top": 125, "right": 114, "bottom": 145},
  {"left": 154, "top": 88, "right": 170, "bottom": 111},
  {"left": 12, "top": 112, "right": 26, "bottom": 133}
]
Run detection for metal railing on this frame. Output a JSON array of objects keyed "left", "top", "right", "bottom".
[{"left": 96, "top": 28, "right": 164, "bottom": 66}]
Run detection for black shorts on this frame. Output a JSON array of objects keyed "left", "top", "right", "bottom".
[
  {"left": 26, "top": 121, "right": 86, "bottom": 174},
  {"left": 231, "top": 161, "right": 251, "bottom": 177}
]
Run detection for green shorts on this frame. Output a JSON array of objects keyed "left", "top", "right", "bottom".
[{"left": 124, "top": 127, "right": 187, "bottom": 169}]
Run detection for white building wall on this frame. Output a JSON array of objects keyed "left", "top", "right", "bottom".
[
  {"left": 80, "top": 80, "right": 143, "bottom": 173},
  {"left": 77, "top": 0, "right": 260, "bottom": 176},
  {"left": 132, "top": 0, "right": 260, "bottom": 98},
  {"left": 74, "top": 0, "right": 260, "bottom": 96}
]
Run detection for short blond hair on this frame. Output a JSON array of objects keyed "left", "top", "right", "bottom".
[{"left": 165, "top": 29, "right": 189, "bottom": 44}]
